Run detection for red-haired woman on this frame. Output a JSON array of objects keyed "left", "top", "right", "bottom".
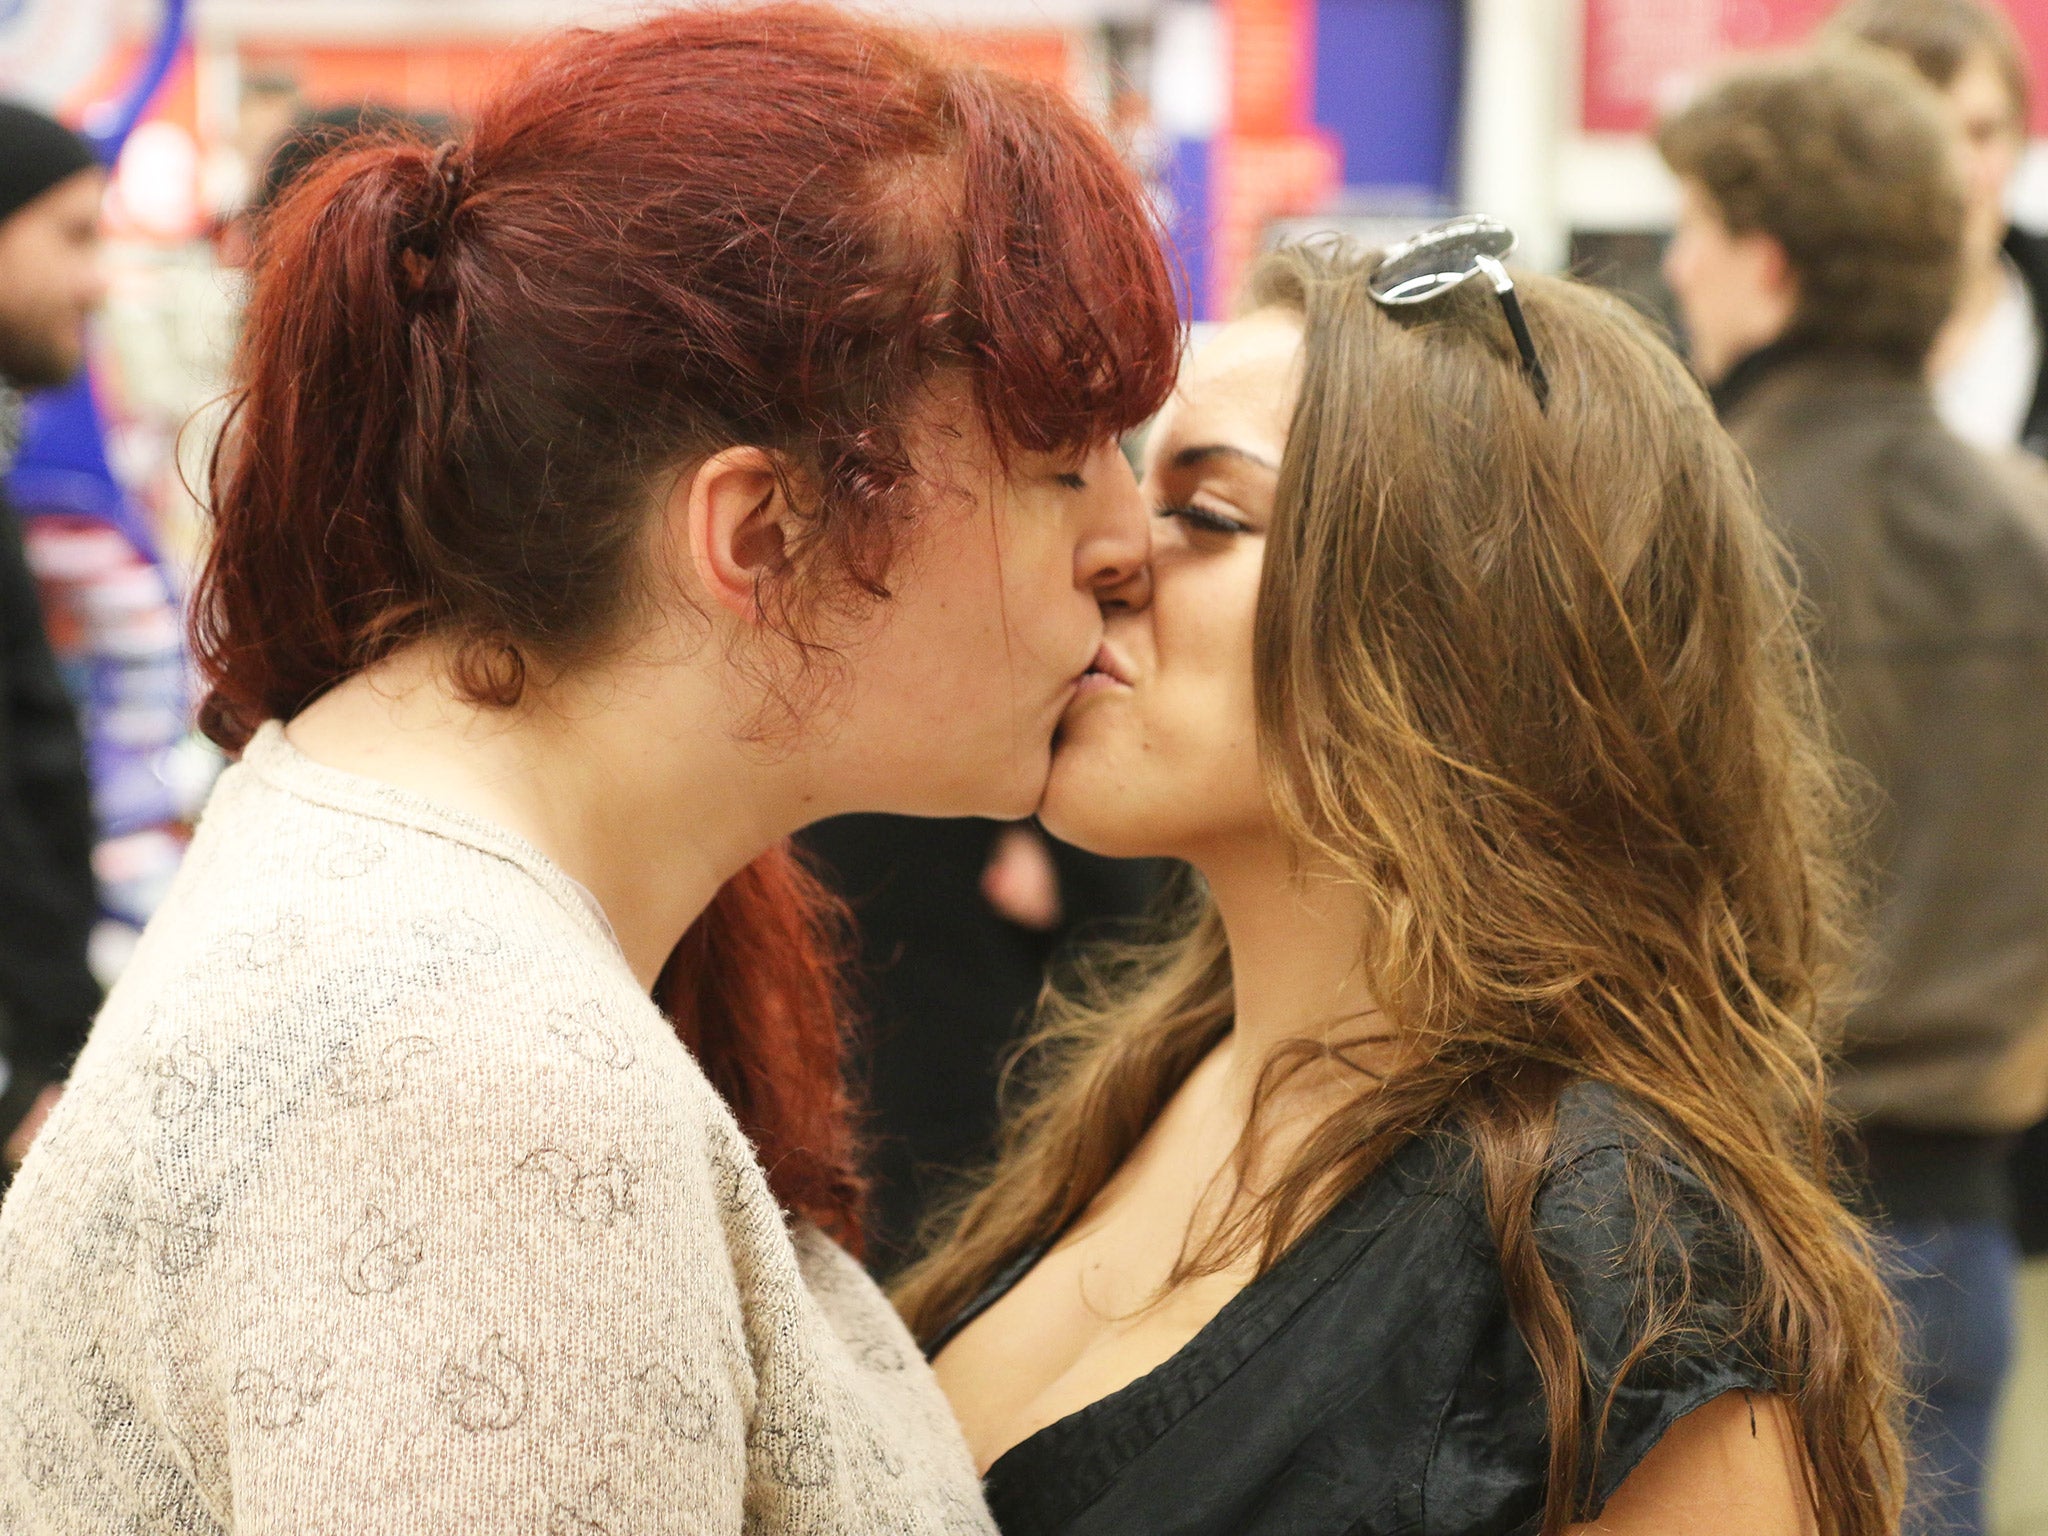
[{"left": 0, "top": 8, "right": 1177, "bottom": 1532}]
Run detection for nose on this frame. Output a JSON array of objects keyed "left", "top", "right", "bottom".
[{"left": 1074, "top": 443, "right": 1153, "bottom": 614}]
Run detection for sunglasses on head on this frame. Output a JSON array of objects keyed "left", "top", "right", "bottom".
[{"left": 1367, "top": 215, "right": 1551, "bottom": 411}]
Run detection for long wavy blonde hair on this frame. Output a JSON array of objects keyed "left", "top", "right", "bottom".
[{"left": 895, "top": 242, "right": 1904, "bottom": 1536}]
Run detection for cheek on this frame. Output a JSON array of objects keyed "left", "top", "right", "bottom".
[
  {"left": 861, "top": 515, "right": 1013, "bottom": 710},
  {"left": 1964, "top": 150, "right": 2003, "bottom": 202},
  {"left": 991, "top": 497, "right": 1095, "bottom": 665},
  {"left": 1157, "top": 567, "right": 1260, "bottom": 770},
  {"left": 835, "top": 500, "right": 1074, "bottom": 802},
  {"left": 1666, "top": 245, "right": 1720, "bottom": 322},
  {"left": 819, "top": 528, "right": 1052, "bottom": 818},
  {"left": 912, "top": 491, "right": 1083, "bottom": 665},
  {"left": 1661, "top": 237, "right": 1690, "bottom": 294}
]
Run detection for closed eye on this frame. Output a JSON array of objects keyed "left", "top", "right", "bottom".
[
  {"left": 1157, "top": 504, "right": 1253, "bottom": 536},
  {"left": 1055, "top": 472, "right": 1087, "bottom": 491}
]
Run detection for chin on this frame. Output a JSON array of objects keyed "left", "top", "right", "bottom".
[
  {"left": 1039, "top": 754, "right": 1163, "bottom": 860},
  {"left": 976, "top": 747, "right": 1052, "bottom": 824}
]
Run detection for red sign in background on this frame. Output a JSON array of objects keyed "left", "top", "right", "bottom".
[
  {"left": 1583, "top": 0, "right": 2048, "bottom": 134},
  {"left": 1210, "top": 0, "right": 1340, "bottom": 316}
]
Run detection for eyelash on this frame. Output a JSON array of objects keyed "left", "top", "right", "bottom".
[
  {"left": 1157, "top": 504, "right": 1252, "bottom": 536},
  {"left": 1055, "top": 473, "right": 1087, "bottom": 490}
]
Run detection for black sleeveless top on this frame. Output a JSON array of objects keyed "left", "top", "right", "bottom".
[{"left": 926, "top": 1082, "right": 1775, "bottom": 1536}]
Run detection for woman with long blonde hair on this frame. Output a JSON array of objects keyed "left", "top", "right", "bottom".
[{"left": 898, "top": 229, "right": 1904, "bottom": 1536}]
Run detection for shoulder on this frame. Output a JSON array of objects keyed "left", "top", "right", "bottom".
[
  {"left": 1748, "top": 389, "right": 2048, "bottom": 631},
  {"left": 1540, "top": 1089, "right": 1753, "bottom": 1294},
  {"left": 1862, "top": 419, "right": 2048, "bottom": 628},
  {"left": 1726, "top": 370, "right": 1898, "bottom": 551},
  {"left": 1417, "top": 1080, "right": 1765, "bottom": 1376},
  {"left": 1541, "top": 1079, "right": 1728, "bottom": 1222},
  {"left": 121, "top": 750, "right": 658, "bottom": 1059},
  {"left": 1533, "top": 1082, "right": 1759, "bottom": 1328},
  {"left": 1976, "top": 438, "right": 2048, "bottom": 534},
  {"left": 1409, "top": 1082, "right": 1746, "bottom": 1275},
  {"left": 1420, "top": 1084, "right": 1774, "bottom": 1534},
  {"left": 74, "top": 785, "right": 747, "bottom": 1256}
]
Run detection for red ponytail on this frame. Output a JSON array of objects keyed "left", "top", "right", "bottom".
[{"left": 193, "top": 3, "right": 1180, "bottom": 1244}]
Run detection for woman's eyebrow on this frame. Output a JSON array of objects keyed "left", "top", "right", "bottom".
[{"left": 1169, "top": 443, "right": 1280, "bottom": 473}]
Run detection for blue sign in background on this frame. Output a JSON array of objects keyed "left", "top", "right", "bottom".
[
  {"left": 1315, "top": 0, "right": 1463, "bottom": 200},
  {"left": 1163, "top": 0, "right": 1465, "bottom": 318}
]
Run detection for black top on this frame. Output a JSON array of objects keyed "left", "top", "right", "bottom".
[
  {"left": 929, "top": 1082, "right": 1774, "bottom": 1536},
  {"left": 2000, "top": 220, "right": 2048, "bottom": 1257},
  {"left": 0, "top": 499, "right": 99, "bottom": 1142}
]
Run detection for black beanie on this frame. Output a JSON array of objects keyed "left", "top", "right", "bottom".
[{"left": 0, "top": 101, "right": 99, "bottom": 227}]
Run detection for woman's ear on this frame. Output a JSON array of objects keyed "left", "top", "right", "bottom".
[{"left": 676, "top": 446, "right": 797, "bottom": 623}]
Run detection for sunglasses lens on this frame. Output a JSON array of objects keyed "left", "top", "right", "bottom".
[
  {"left": 1373, "top": 264, "right": 1476, "bottom": 303},
  {"left": 1368, "top": 217, "right": 1517, "bottom": 306}
]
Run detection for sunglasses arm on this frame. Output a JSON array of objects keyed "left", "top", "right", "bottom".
[{"left": 1473, "top": 255, "right": 1552, "bottom": 411}]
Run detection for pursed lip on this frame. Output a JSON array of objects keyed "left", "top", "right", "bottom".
[{"left": 1077, "top": 640, "right": 1134, "bottom": 689}]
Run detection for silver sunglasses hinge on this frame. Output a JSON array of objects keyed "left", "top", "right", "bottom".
[{"left": 1473, "top": 254, "right": 1515, "bottom": 297}]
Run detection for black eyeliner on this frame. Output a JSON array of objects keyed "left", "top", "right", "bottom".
[{"left": 1155, "top": 504, "right": 1254, "bottom": 535}]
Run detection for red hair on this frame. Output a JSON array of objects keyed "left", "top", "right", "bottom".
[{"left": 192, "top": 4, "right": 1180, "bottom": 1246}]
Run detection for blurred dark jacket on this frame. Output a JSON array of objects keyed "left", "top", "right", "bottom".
[
  {"left": 1718, "top": 341, "right": 2048, "bottom": 1225},
  {"left": 1999, "top": 225, "right": 2048, "bottom": 1249},
  {"left": 0, "top": 497, "right": 99, "bottom": 1145},
  {"left": 2004, "top": 224, "right": 2048, "bottom": 459},
  {"left": 799, "top": 816, "right": 1163, "bottom": 1275}
]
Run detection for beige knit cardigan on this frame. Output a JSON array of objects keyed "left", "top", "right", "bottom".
[{"left": 0, "top": 724, "right": 995, "bottom": 1535}]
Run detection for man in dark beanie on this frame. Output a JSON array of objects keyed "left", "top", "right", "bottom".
[
  {"left": 0, "top": 103, "right": 104, "bottom": 389},
  {"left": 0, "top": 101, "right": 107, "bottom": 1181}
]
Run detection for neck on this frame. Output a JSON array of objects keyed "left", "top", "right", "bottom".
[
  {"left": 1192, "top": 834, "right": 1384, "bottom": 1108},
  {"left": 285, "top": 635, "right": 826, "bottom": 989}
]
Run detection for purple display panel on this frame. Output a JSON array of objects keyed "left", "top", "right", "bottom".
[{"left": 1313, "top": 0, "right": 1463, "bottom": 197}]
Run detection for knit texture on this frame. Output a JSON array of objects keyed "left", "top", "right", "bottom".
[{"left": 0, "top": 723, "right": 996, "bottom": 1534}]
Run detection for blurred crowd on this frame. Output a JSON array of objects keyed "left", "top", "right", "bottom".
[{"left": 4, "top": 0, "right": 2048, "bottom": 1532}]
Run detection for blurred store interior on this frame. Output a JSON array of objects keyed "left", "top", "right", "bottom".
[
  {"left": 5, "top": 0, "right": 2048, "bottom": 1528},
  {"left": 17, "top": 0, "right": 2045, "bottom": 626}
]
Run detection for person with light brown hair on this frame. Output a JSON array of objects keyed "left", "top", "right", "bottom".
[
  {"left": 1830, "top": 0, "right": 2047, "bottom": 456},
  {"left": 1834, "top": 0, "right": 2048, "bottom": 1292},
  {"left": 1660, "top": 44, "right": 2048, "bottom": 1536},
  {"left": 896, "top": 229, "right": 1905, "bottom": 1536},
  {"left": 1657, "top": 44, "right": 1964, "bottom": 386}
]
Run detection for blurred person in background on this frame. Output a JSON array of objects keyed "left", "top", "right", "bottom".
[
  {"left": 801, "top": 815, "right": 1162, "bottom": 1272},
  {"left": 0, "top": 103, "right": 106, "bottom": 1186},
  {"left": 1834, "top": 0, "right": 2048, "bottom": 1268},
  {"left": 1661, "top": 46, "right": 2048, "bottom": 1536},
  {"left": 1831, "top": 0, "right": 2047, "bottom": 459}
]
